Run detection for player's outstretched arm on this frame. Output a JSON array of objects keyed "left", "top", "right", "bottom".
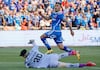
[
  {"left": 28, "top": 40, "right": 39, "bottom": 51},
  {"left": 38, "top": 11, "right": 51, "bottom": 20},
  {"left": 62, "top": 19, "right": 74, "bottom": 36}
]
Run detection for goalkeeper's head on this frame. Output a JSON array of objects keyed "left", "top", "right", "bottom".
[{"left": 20, "top": 49, "right": 28, "bottom": 58}]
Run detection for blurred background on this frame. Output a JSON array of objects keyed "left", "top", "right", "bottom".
[{"left": 0, "top": 0, "right": 100, "bottom": 31}]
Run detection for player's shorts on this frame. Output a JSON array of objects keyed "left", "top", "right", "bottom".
[
  {"left": 44, "top": 30, "right": 63, "bottom": 44},
  {"left": 47, "top": 53, "right": 59, "bottom": 68}
]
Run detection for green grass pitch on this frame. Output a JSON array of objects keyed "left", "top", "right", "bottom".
[{"left": 0, "top": 46, "right": 100, "bottom": 70}]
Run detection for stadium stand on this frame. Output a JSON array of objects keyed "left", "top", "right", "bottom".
[{"left": 0, "top": 0, "right": 100, "bottom": 30}]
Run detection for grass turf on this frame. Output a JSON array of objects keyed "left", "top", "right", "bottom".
[{"left": 0, "top": 46, "right": 100, "bottom": 70}]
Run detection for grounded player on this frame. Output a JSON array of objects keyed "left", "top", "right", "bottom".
[
  {"left": 20, "top": 40, "right": 96, "bottom": 68},
  {"left": 38, "top": 2, "right": 80, "bottom": 60}
]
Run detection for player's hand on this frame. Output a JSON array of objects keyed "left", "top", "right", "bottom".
[{"left": 70, "top": 31, "right": 74, "bottom": 36}]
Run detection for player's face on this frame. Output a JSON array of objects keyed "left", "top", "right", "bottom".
[
  {"left": 23, "top": 53, "right": 28, "bottom": 58},
  {"left": 54, "top": 4, "right": 61, "bottom": 12}
]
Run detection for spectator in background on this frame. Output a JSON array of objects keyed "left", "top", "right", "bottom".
[
  {"left": 0, "top": 2, "right": 5, "bottom": 28},
  {"left": 31, "top": 11, "right": 40, "bottom": 29},
  {"left": 22, "top": 2, "right": 28, "bottom": 14},
  {"left": 9, "top": 0, "right": 17, "bottom": 13},
  {"left": 25, "top": 12, "right": 33, "bottom": 30},
  {"left": 69, "top": 4, "right": 75, "bottom": 13},
  {"left": 48, "top": 0, "right": 56, "bottom": 9},
  {"left": 6, "top": 11, "right": 15, "bottom": 26},
  {"left": 63, "top": 4, "right": 70, "bottom": 15},
  {"left": 0, "top": 13, "right": 5, "bottom": 27},
  {"left": 21, "top": 18, "right": 28, "bottom": 30},
  {"left": 40, "top": 18, "right": 47, "bottom": 29},
  {"left": 96, "top": 11, "right": 100, "bottom": 29},
  {"left": 40, "top": 17, "right": 51, "bottom": 30},
  {"left": 14, "top": 12, "right": 22, "bottom": 30},
  {"left": 43, "top": 0, "right": 49, "bottom": 9},
  {"left": 3, "top": 4, "right": 10, "bottom": 15},
  {"left": 38, "top": 4, "right": 45, "bottom": 14},
  {"left": 80, "top": 14, "right": 88, "bottom": 30},
  {"left": 3, "top": 0, "right": 11, "bottom": 6},
  {"left": 4, "top": 11, "right": 15, "bottom": 30},
  {"left": 16, "top": 0, "right": 23, "bottom": 12},
  {"left": 74, "top": 11, "right": 82, "bottom": 29},
  {"left": 62, "top": 0, "right": 69, "bottom": 10},
  {"left": 46, "top": 5, "right": 53, "bottom": 15},
  {"left": 85, "top": 10, "right": 93, "bottom": 29},
  {"left": 25, "top": 12, "right": 31, "bottom": 23},
  {"left": 0, "top": 0, "right": 99, "bottom": 30},
  {"left": 27, "top": 1, "right": 33, "bottom": 13},
  {"left": 0, "top": 2, "right": 4, "bottom": 16},
  {"left": 31, "top": 0, "right": 38, "bottom": 12}
]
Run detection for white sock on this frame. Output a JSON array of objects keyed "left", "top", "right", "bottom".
[
  {"left": 58, "top": 53, "right": 69, "bottom": 59},
  {"left": 66, "top": 63, "right": 79, "bottom": 68}
]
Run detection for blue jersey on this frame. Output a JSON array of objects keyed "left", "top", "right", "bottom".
[
  {"left": 7, "top": 15, "right": 14, "bottom": 24},
  {"left": 14, "top": 16, "right": 22, "bottom": 26},
  {"left": 75, "top": 15, "right": 82, "bottom": 25},
  {"left": 50, "top": 12, "right": 64, "bottom": 31},
  {"left": 81, "top": 18, "right": 88, "bottom": 26},
  {"left": 44, "top": 12, "right": 64, "bottom": 44},
  {"left": 85, "top": 12, "right": 92, "bottom": 22}
]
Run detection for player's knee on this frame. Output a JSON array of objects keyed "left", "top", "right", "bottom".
[
  {"left": 40, "top": 36, "right": 46, "bottom": 41},
  {"left": 40, "top": 36, "right": 42, "bottom": 39},
  {"left": 60, "top": 47, "right": 64, "bottom": 50},
  {"left": 40, "top": 34, "right": 46, "bottom": 39},
  {"left": 57, "top": 43, "right": 64, "bottom": 50},
  {"left": 40, "top": 35, "right": 44, "bottom": 39},
  {"left": 58, "top": 46, "right": 64, "bottom": 50}
]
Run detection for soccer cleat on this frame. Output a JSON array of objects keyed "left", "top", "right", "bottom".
[
  {"left": 46, "top": 49, "right": 53, "bottom": 54},
  {"left": 86, "top": 61, "right": 96, "bottom": 67},
  {"left": 76, "top": 51, "right": 80, "bottom": 60},
  {"left": 28, "top": 40, "right": 35, "bottom": 44},
  {"left": 71, "top": 50, "right": 80, "bottom": 60}
]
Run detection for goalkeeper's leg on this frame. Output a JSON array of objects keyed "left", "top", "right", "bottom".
[
  {"left": 58, "top": 61, "right": 96, "bottom": 68},
  {"left": 58, "top": 50, "right": 80, "bottom": 60}
]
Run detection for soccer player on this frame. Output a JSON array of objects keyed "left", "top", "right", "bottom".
[
  {"left": 20, "top": 40, "right": 96, "bottom": 68},
  {"left": 38, "top": 2, "right": 80, "bottom": 60}
]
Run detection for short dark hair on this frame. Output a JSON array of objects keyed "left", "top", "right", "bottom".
[
  {"left": 55, "top": 2, "right": 61, "bottom": 5},
  {"left": 20, "top": 49, "right": 27, "bottom": 56}
]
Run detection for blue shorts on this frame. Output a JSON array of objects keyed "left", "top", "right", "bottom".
[{"left": 45, "top": 30, "right": 63, "bottom": 44}]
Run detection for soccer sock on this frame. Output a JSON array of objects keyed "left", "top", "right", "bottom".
[
  {"left": 58, "top": 52, "right": 69, "bottom": 59},
  {"left": 66, "top": 63, "right": 86, "bottom": 68},
  {"left": 63, "top": 46, "right": 72, "bottom": 52},
  {"left": 41, "top": 38, "right": 51, "bottom": 50},
  {"left": 79, "top": 64, "right": 86, "bottom": 68}
]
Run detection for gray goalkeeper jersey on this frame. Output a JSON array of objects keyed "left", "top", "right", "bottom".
[{"left": 25, "top": 44, "right": 49, "bottom": 68}]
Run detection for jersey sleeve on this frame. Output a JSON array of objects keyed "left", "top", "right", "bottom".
[
  {"left": 58, "top": 13, "right": 65, "bottom": 20},
  {"left": 31, "top": 45, "right": 39, "bottom": 51},
  {"left": 31, "top": 42, "right": 39, "bottom": 52},
  {"left": 25, "top": 61, "right": 30, "bottom": 68},
  {"left": 25, "top": 64, "right": 30, "bottom": 68}
]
